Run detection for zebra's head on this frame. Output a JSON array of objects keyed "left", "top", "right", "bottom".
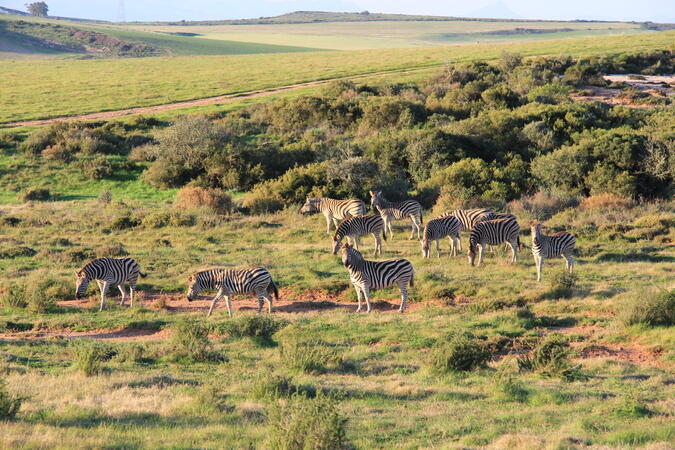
[
  {"left": 332, "top": 221, "right": 347, "bottom": 255},
  {"left": 467, "top": 235, "right": 478, "bottom": 266},
  {"left": 75, "top": 269, "right": 90, "bottom": 299},
  {"left": 186, "top": 274, "right": 202, "bottom": 301},
  {"left": 340, "top": 242, "right": 361, "bottom": 267},
  {"left": 530, "top": 221, "right": 542, "bottom": 236},
  {"left": 369, "top": 190, "right": 382, "bottom": 210},
  {"left": 420, "top": 235, "right": 431, "bottom": 258},
  {"left": 300, "top": 198, "right": 319, "bottom": 215}
]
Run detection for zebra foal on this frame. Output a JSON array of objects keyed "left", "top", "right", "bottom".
[
  {"left": 75, "top": 257, "right": 147, "bottom": 311},
  {"left": 340, "top": 243, "right": 414, "bottom": 313},
  {"left": 468, "top": 218, "right": 520, "bottom": 266},
  {"left": 332, "top": 214, "right": 386, "bottom": 256},
  {"left": 186, "top": 267, "right": 279, "bottom": 317},
  {"left": 421, "top": 215, "right": 461, "bottom": 258},
  {"left": 369, "top": 190, "right": 423, "bottom": 240},
  {"left": 300, "top": 197, "right": 366, "bottom": 234},
  {"left": 531, "top": 221, "right": 575, "bottom": 282}
]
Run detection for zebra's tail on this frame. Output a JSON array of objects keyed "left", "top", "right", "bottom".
[
  {"left": 409, "top": 273, "right": 415, "bottom": 287},
  {"left": 269, "top": 281, "right": 279, "bottom": 301},
  {"left": 382, "top": 229, "right": 387, "bottom": 241},
  {"left": 139, "top": 272, "right": 148, "bottom": 278},
  {"left": 517, "top": 236, "right": 522, "bottom": 249},
  {"left": 419, "top": 210, "right": 423, "bottom": 225}
]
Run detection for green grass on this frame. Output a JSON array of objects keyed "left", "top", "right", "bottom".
[{"left": 1, "top": 31, "right": 673, "bottom": 124}]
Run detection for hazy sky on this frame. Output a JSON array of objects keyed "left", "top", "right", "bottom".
[{"left": 3, "top": 0, "right": 674, "bottom": 22}]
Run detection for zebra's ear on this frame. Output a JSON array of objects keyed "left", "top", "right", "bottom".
[
  {"left": 343, "top": 242, "right": 351, "bottom": 249},
  {"left": 368, "top": 190, "right": 374, "bottom": 196}
]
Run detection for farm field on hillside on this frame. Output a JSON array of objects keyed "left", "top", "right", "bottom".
[
  {"left": 0, "top": 201, "right": 673, "bottom": 448},
  {"left": 129, "top": 19, "right": 645, "bottom": 50},
  {"left": 1, "top": 31, "right": 673, "bottom": 124}
]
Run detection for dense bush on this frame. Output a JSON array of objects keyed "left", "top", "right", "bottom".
[
  {"left": 518, "top": 334, "right": 584, "bottom": 381},
  {"left": 0, "top": 278, "right": 60, "bottom": 313},
  {"left": 280, "top": 339, "right": 344, "bottom": 374},
  {"left": 267, "top": 392, "right": 348, "bottom": 450},
  {"left": 220, "top": 315, "right": 288, "bottom": 342},
  {"left": 174, "top": 186, "right": 234, "bottom": 215},
  {"left": 18, "top": 188, "right": 50, "bottom": 202},
  {"left": 71, "top": 341, "right": 115, "bottom": 376},
  {"left": 169, "top": 319, "right": 226, "bottom": 363},
  {"left": 622, "top": 289, "right": 674, "bottom": 327},
  {"left": 0, "top": 377, "right": 23, "bottom": 420},
  {"left": 428, "top": 333, "right": 491, "bottom": 372},
  {"left": 545, "top": 269, "right": 578, "bottom": 299},
  {"left": 251, "top": 373, "right": 317, "bottom": 400}
]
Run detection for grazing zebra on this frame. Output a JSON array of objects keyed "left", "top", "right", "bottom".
[
  {"left": 340, "top": 243, "right": 414, "bottom": 313},
  {"left": 300, "top": 197, "right": 366, "bottom": 234},
  {"left": 439, "top": 208, "right": 493, "bottom": 250},
  {"left": 421, "top": 215, "right": 462, "bottom": 258},
  {"left": 75, "top": 257, "right": 147, "bottom": 311},
  {"left": 531, "top": 221, "right": 576, "bottom": 282},
  {"left": 477, "top": 212, "right": 519, "bottom": 252},
  {"left": 332, "top": 214, "right": 386, "bottom": 256},
  {"left": 369, "top": 190, "right": 423, "bottom": 240},
  {"left": 468, "top": 218, "right": 521, "bottom": 266},
  {"left": 186, "top": 267, "right": 279, "bottom": 317}
]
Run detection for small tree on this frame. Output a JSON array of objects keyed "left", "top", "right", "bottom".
[{"left": 26, "top": 2, "right": 48, "bottom": 16}]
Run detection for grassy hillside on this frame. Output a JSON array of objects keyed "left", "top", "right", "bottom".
[
  {"left": 1, "top": 31, "right": 673, "bottom": 124},
  {"left": 133, "top": 18, "right": 648, "bottom": 51}
]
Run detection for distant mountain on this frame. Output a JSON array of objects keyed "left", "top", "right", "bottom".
[
  {"left": 470, "top": 1, "right": 522, "bottom": 20},
  {"left": 0, "top": 6, "right": 29, "bottom": 16}
]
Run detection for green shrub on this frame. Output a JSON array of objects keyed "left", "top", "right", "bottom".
[
  {"left": 110, "top": 215, "right": 140, "bottom": 231},
  {"left": 94, "top": 243, "right": 127, "bottom": 258},
  {"left": 221, "top": 315, "right": 288, "bottom": 342},
  {"left": 622, "top": 289, "right": 674, "bottom": 327},
  {"left": 75, "top": 157, "right": 114, "bottom": 180},
  {"left": 251, "top": 373, "right": 316, "bottom": 400},
  {"left": 517, "top": 334, "right": 584, "bottom": 381},
  {"left": 0, "top": 377, "right": 23, "bottom": 420},
  {"left": 113, "top": 344, "right": 150, "bottom": 364},
  {"left": 27, "top": 280, "right": 58, "bottom": 313},
  {"left": 18, "top": 188, "right": 51, "bottom": 202},
  {"left": 279, "top": 339, "right": 344, "bottom": 374},
  {"left": 428, "top": 333, "right": 491, "bottom": 373},
  {"left": 98, "top": 191, "right": 113, "bottom": 205},
  {"left": 546, "top": 270, "right": 577, "bottom": 299},
  {"left": 0, "top": 246, "right": 37, "bottom": 259},
  {"left": 142, "top": 210, "right": 195, "bottom": 228},
  {"left": 0, "top": 279, "right": 59, "bottom": 312},
  {"left": 169, "top": 319, "right": 226, "bottom": 363},
  {"left": 493, "top": 374, "right": 529, "bottom": 403},
  {"left": 267, "top": 392, "right": 348, "bottom": 450},
  {"left": 19, "top": 127, "right": 56, "bottom": 155},
  {"left": 0, "top": 283, "right": 28, "bottom": 308},
  {"left": 71, "top": 341, "right": 115, "bottom": 376}
]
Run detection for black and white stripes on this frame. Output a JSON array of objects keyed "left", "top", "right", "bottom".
[
  {"left": 300, "top": 197, "right": 366, "bottom": 234},
  {"left": 75, "top": 257, "right": 147, "bottom": 311},
  {"left": 369, "top": 190, "right": 423, "bottom": 240},
  {"left": 340, "top": 243, "right": 414, "bottom": 313},
  {"left": 468, "top": 218, "right": 521, "bottom": 266},
  {"left": 421, "top": 215, "right": 461, "bottom": 258},
  {"left": 531, "top": 221, "right": 575, "bottom": 282},
  {"left": 186, "top": 267, "right": 279, "bottom": 317},
  {"left": 332, "top": 214, "right": 386, "bottom": 256}
]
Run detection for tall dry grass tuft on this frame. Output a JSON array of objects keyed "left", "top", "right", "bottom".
[
  {"left": 579, "top": 194, "right": 634, "bottom": 211},
  {"left": 173, "top": 186, "right": 234, "bottom": 215},
  {"left": 508, "top": 191, "right": 578, "bottom": 220}
]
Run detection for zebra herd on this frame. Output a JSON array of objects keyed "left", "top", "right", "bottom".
[{"left": 73, "top": 194, "right": 576, "bottom": 316}]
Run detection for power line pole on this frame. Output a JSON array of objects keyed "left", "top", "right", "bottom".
[{"left": 117, "top": 0, "right": 125, "bottom": 22}]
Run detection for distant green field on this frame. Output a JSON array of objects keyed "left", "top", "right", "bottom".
[
  {"left": 129, "top": 19, "right": 646, "bottom": 50},
  {"left": 1, "top": 31, "right": 673, "bottom": 124}
]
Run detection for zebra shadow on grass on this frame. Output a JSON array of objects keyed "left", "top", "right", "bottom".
[{"left": 267, "top": 300, "right": 402, "bottom": 313}]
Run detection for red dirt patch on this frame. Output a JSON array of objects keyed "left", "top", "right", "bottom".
[{"left": 575, "top": 343, "right": 669, "bottom": 370}]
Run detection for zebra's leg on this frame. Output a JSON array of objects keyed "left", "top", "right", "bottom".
[
  {"left": 353, "top": 236, "right": 360, "bottom": 251},
  {"left": 436, "top": 239, "right": 441, "bottom": 258},
  {"left": 478, "top": 244, "right": 484, "bottom": 266},
  {"left": 386, "top": 218, "right": 394, "bottom": 240},
  {"left": 510, "top": 240, "right": 518, "bottom": 263},
  {"left": 324, "top": 213, "right": 333, "bottom": 235},
  {"left": 118, "top": 284, "right": 127, "bottom": 306},
  {"left": 98, "top": 281, "right": 109, "bottom": 312},
  {"left": 207, "top": 290, "right": 223, "bottom": 317},
  {"left": 264, "top": 293, "right": 273, "bottom": 313},
  {"left": 362, "top": 286, "right": 372, "bottom": 313},
  {"left": 129, "top": 279, "right": 137, "bottom": 308},
  {"left": 257, "top": 294, "right": 264, "bottom": 313},
  {"left": 457, "top": 235, "right": 463, "bottom": 252},
  {"left": 373, "top": 233, "right": 381, "bottom": 256},
  {"left": 398, "top": 281, "right": 409, "bottom": 313},
  {"left": 332, "top": 216, "right": 340, "bottom": 231},
  {"left": 564, "top": 253, "right": 574, "bottom": 273},
  {"left": 354, "top": 285, "right": 363, "bottom": 312},
  {"left": 224, "top": 295, "right": 233, "bottom": 318},
  {"left": 535, "top": 255, "right": 543, "bottom": 282}
]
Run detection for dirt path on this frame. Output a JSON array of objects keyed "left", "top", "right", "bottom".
[{"left": 1, "top": 66, "right": 435, "bottom": 128}]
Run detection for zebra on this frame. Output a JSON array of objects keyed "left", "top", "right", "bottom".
[
  {"left": 439, "top": 208, "right": 493, "bottom": 250},
  {"left": 477, "top": 212, "right": 519, "bottom": 253},
  {"left": 300, "top": 197, "right": 366, "bottom": 235},
  {"left": 332, "top": 214, "right": 386, "bottom": 256},
  {"left": 420, "top": 215, "right": 461, "bottom": 258},
  {"left": 531, "top": 221, "right": 576, "bottom": 282},
  {"left": 340, "top": 242, "right": 414, "bottom": 313},
  {"left": 75, "top": 257, "right": 147, "bottom": 312},
  {"left": 369, "top": 190, "right": 423, "bottom": 240},
  {"left": 186, "top": 267, "right": 279, "bottom": 317},
  {"left": 468, "top": 217, "right": 521, "bottom": 266}
]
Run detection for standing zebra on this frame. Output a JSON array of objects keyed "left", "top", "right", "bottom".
[
  {"left": 531, "top": 221, "right": 576, "bottom": 282},
  {"left": 340, "top": 243, "right": 414, "bottom": 313},
  {"left": 75, "top": 257, "right": 147, "bottom": 311},
  {"left": 300, "top": 197, "right": 366, "bottom": 235},
  {"left": 369, "top": 190, "right": 423, "bottom": 240},
  {"left": 186, "top": 267, "right": 279, "bottom": 317},
  {"left": 332, "top": 214, "right": 386, "bottom": 256},
  {"left": 420, "top": 215, "right": 461, "bottom": 258},
  {"left": 439, "top": 208, "right": 493, "bottom": 250},
  {"left": 468, "top": 218, "right": 521, "bottom": 266}
]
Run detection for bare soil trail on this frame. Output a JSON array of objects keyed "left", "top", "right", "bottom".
[{"left": 2, "top": 66, "right": 435, "bottom": 128}]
